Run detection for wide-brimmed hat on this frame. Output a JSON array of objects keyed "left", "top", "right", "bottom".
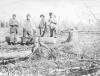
[
  {"left": 40, "top": 14, "right": 45, "bottom": 17},
  {"left": 12, "top": 14, "right": 16, "bottom": 17},
  {"left": 26, "top": 14, "right": 31, "bottom": 17},
  {"left": 49, "top": 12, "right": 53, "bottom": 15}
]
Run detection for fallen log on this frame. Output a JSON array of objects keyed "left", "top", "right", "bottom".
[
  {"left": 0, "top": 48, "right": 32, "bottom": 65},
  {"left": 40, "top": 36, "right": 69, "bottom": 44},
  {"left": 5, "top": 29, "right": 70, "bottom": 45},
  {"left": 0, "top": 56, "right": 29, "bottom": 65},
  {"left": 0, "top": 31, "right": 71, "bottom": 65}
]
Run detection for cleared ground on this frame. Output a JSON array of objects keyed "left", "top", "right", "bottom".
[{"left": 0, "top": 27, "right": 100, "bottom": 76}]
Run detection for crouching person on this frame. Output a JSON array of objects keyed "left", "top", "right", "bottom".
[{"left": 9, "top": 14, "right": 19, "bottom": 45}]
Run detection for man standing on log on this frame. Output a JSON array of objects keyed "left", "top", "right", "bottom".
[
  {"left": 9, "top": 14, "right": 19, "bottom": 45},
  {"left": 48, "top": 12, "right": 57, "bottom": 37},
  {"left": 39, "top": 14, "right": 47, "bottom": 37}
]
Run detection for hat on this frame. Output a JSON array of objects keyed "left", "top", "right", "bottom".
[
  {"left": 40, "top": 14, "right": 45, "bottom": 17},
  {"left": 12, "top": 14, "right": 16, "bottom": 17},
  {"left": 49, "top": 12, "right": 53, "bottom": 15},
  {"left": 26, "top": 14, "right": 31, "bottom": 17}
]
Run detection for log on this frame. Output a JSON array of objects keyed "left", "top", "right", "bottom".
[
  {"left": 0, "top": 55, "right": 29, "bottom": 65},
  {"left": 40, "top": 37, "right": 56, "bottom": 44},
  {"left": 0, "top": 47, "right": 32, "bottom": 65},
  {"left": 0, "top": 49, "right": 31, "bottom": 58},
  {"left": 40, "top": 36, "right": 68, "bottom": 44}
]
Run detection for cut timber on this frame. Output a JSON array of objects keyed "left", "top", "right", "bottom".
[
  {"left": 0, "top": 44, "right": 32, "bottom": 59},
  {"left": 0, "top": 50, "right": 31, "bottom": 58},
  {"left": 0, "top": 55, "right": 29, "bottom": 65},
  {"left": 40, "top": 36, "right": 68, "bottom": 44},
  {"left": 40, "top": 37, "right": 56, "bottom": 44},
  {"left": 0, "top": 50, "right": 31, "bottom": 65}
]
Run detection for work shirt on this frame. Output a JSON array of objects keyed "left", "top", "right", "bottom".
[
  {"left": 24, "top": 19, "right": 33, "bottom": 32},
  {"left": 39, "top": 19, "right": 46, "bottom": 29},
  {"left": 9, "top": 18, "right": 19, "bottom": 34},
  {"left": 23, "top": 19, "right": 36, "bottom": 34},
  {"left": 9, "top": 18, "right": 19, "bottom": 27},
  {"left": 48, "top": 17, "right": 57, "bottom": 29}
]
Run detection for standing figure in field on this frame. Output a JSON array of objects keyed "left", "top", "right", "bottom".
[
  {"left": 48, "top": 12, "right": 57, "bottom": 37},
  {"left": 22, "top": 14, "right": 36, "bottom": 45},
  {"left": 9, "top": 14, "right": 19, "bottom": 45},
  {"left": 39, "top": 14, "right": 47, "bottom": 37},
  {"left": 23, "top": 14, "right": 33, "bottom": 38}
]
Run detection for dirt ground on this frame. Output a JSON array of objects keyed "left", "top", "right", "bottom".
[{"left": 0, "top": 27, "right": 100, "bottom": 76}]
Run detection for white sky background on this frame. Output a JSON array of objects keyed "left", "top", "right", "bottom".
[{"left": 0, "top": 0, "right": 100, "bottom": 27}]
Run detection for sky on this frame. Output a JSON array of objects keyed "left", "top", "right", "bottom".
[{"left": 0, "top": 0, "right": 100, "bottom": 26}]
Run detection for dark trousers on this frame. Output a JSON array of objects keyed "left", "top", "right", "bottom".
[
  {"left": 39, "top": 28, "right": 45, "bottom": 37},
  {"left": 10, "top": 26, "right": 18, "bottom": 34},
  {"left": 23, "top": 28, "right": 32, "bottom": 38},
  {"left": 50, "top": 27, "right": 56, "bottom": 37},
  {"left": 22, "top": 28, "right": 33, "bottom": 44}
]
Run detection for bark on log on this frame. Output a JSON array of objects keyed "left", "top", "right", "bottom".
[
  {"left": 0, "top": 56, "right": 29, "bottom": 65},
  {"left": 40, "top": 36, "right": 68, "bottom": 44}
]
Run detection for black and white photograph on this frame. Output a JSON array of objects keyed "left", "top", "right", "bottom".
[{"left": 0, "top": 0, "right": 100, "bottom": 76}]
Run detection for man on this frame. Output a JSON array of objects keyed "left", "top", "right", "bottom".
[
  {"left": 23, "top": 14, "right": 35, "bottom": 45},
  {"left": 39, "top": 14, "right": 47, "bottom": 37},
  {"left": 48, "top": 12, "right": 57, "bottom": 37},
  {"left": 9, "top": 14, "right": 19, "bottom": 45},
  {"left": 23, "top": 14, "right": 33, "bottom": 38}
]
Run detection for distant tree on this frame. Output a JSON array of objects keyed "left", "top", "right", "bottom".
[{"left": 1, "top": 21, "right": 4, "bottom": 28}]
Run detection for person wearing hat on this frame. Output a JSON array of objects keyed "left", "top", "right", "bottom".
[
  {"left": 23, "top": 14, "right": 36, "bottom": 44},
  {"left": 9, "top": 14, "right": 19, "bottom": 44},
  {"left": 48, "top": 12, "right": 57, "bottom": 37},
  {"left": 39, "top": 14, "right": 47, "bottom": 37},
  {"left": 23, "top": 14, "right": 34, "bottom": 37}
]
